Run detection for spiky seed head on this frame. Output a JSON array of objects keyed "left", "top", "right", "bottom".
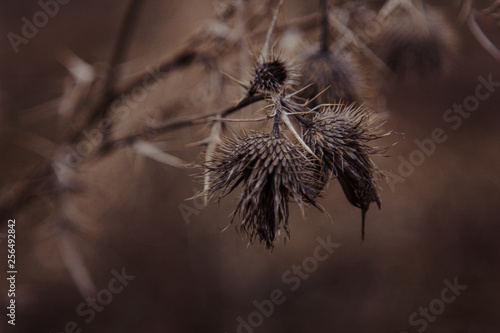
[
  {"left": 376, "top": 6, "right": 458, "bottom": 78},
  {"left": 304, "top": 104, "right": 389, "bottom": 238},
  {"left": 297, "top": 49, "right": 368, "bottom": 106},
  {"left": 202, "top": 131, "right": 321, "bottom": 249},
  {"left": 249, "top": 59, "right": 289, "bottom": 95}
]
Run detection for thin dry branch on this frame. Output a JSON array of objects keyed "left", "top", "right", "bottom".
[
  {"left": 100, "top": 0, "right": 147, "bottom": 109},
  {"left": 320, "top": 0, "right": 330, "bottom": 52},
  {"left": 98, "top": 93, "right": 265, "bottom": 154},
  {"left": 111, "top": 50, "right": 203, "bottom": 101},
  {"left": 467, "top": 10, "right": 500, "bottom": 62},
  {"left": 0, "top": 164, "right": 54, "bottom": 222}
]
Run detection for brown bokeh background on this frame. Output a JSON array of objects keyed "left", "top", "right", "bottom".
[{"left": 1, "top": 1, "right": 500, "bottom": 332}]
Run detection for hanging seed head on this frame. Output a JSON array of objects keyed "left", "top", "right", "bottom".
[
  {"left": 376, "top": 6, "right": 458, "bottom": 79},
  {"left": 304, "top": 104, "right": 389, "bottom": 238},
  {"left": 202, "top": 131, "right": 321, "bottom": 249},
  {"left": 297, "top": 49, "right": 368, "bottom": 106},
  {"left": 249, "top": 59, "right": 289, "bottom": 95}
]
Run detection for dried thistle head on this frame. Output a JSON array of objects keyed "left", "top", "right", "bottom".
[
  {"left": 297, "top": 49, "right": 368, "bottom": 106},
  {"left": 201, "top": 131, "right": 321, "bottom": 249},
  {"left": 247, "top": 0, "right": 291, "bottom": 97},
  {"left": 376, "top": 6, "right": 458, "bottom": 78},
  {"left": 304, "top": 103, "right": 389, "bottom": 239},
  {"left": 249, "top": 58, "right": 291, "bottom": 95}
]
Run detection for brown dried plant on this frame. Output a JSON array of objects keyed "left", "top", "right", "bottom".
[
  {"left": 7, "top": 0, "right": 498, "bottom": 268},
  {"left": 202, "top": 131, "right": 322, "bottom": 248}
]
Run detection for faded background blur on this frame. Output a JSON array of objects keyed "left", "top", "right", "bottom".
[{"left": 1, "top": 1, "right": 500, "bottom": 332}]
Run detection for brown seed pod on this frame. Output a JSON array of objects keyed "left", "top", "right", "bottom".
[
  {"left": 375, "top": 6, "right": 458, "bottom": 79},
  {"left": 202, "top": 131, "right": 321, "bottom": 249},
  {"left": 249, "top": 58, "right": 290, "bottom": 95},
  {"left": 297, "top": 49, "right": 369, "bottom": 106},
  {"left": 304, "top": 103, "right": 389, "bottom": 239}
]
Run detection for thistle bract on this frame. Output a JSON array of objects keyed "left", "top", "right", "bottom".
[
  {"left": 249, "top": 59, "right": 289, "bottom": 95},
  {"left": 304, "top": 104, "right": 389, "bottom": 238},
  {"left": 202, "top": 131, "right": 321, "bottom": 248}
]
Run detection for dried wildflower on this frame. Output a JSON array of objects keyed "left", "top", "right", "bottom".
[
  {"left": 249, "top": 58, "right": 289, "bottom": 95},
  {"left": 202, "top": 131, "right": 321, "bottom": 249},
  {"left": 376, "top": 6, "right": 458, "bottom": 78},
  {"left": 297, "top": 49, "right": 368, "bottom": 106},
  {"left": 247, "top": 0, "right": 293, "bottom": 97},
  {"left": 304, "top": 103, "right": 389, "bottom": 239}
]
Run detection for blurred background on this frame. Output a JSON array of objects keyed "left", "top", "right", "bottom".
[{"left": 1, "top": 0, "right": 500, "bottom": 332}]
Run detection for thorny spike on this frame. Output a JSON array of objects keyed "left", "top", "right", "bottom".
[
  {"left": 261, "top": 0, "right": 283, "bottom": 62},
  {"left": 203, "top": 120, "right": 223, "bottom": 206},
  {"left": 57, "top": 48, "right": 95, "bottom": 83},
  {"left": 281, "top": 112, "right": 320, "bottom": 160},
  {"left": 222, "top": 71, "right": 248, "bottom": 89},
  {"left": 457, "top": 0, "right": 472, "bottom": 24},
  {"left": 205, "top": 116, "right": 269, "bottom": 123},
  {"left": 57, "top": 231, "right": 96, "bottom": 299},
  {"left": 467, "top": 11, "right": 500, "bottom": 62},
  {"left": 132, "top": 141, "right": 186, "bottom": 168}
]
